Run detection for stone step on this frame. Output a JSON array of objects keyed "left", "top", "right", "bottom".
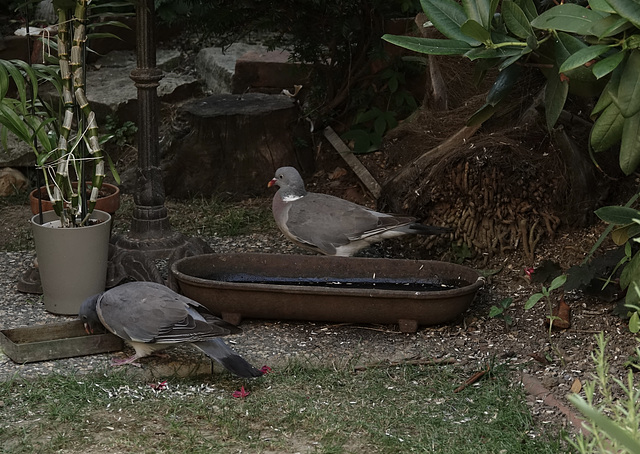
[
  {"left": 196, "top": 43, "right": 310, "bottom": 95},
  {"left": 195, "top": 43, "right": 268, "bottom": 94}
]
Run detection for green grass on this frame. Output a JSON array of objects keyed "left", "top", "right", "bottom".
[
  {"left": 111, "top": 194, "right": 274, "bottom": 238},
  {"left": 0, "top": 360, "right": 566, "bottom": 453},
  {"left": 0, "top": 190, "right": 274, "bottom": 251}
]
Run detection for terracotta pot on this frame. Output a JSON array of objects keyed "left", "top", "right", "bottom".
[
  {"left": 31, "top": 210, "right": 112, "bottom": 315},
  {"left": 29, "top": 182, "right": 121, "bottom": 216}
]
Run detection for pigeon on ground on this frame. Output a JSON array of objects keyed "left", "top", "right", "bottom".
[
  {"left": 268, "top": 166, "right": 451, "bottom": 256},
  {"left": 79, "top": 281, "right": 263, "bottom": 378}
]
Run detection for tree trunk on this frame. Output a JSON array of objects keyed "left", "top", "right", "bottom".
[{"left": 163, "top": 93, "right": 314, "bottom": 199}]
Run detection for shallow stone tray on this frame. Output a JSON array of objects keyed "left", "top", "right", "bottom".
[
  {"left": 0, "top": 320, "right": 123, "bottom": 364},
  {"left": 171, "top": 253, "right": 484, "bottom": 333}
]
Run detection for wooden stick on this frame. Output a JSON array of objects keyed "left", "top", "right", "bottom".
[
  {"left": 454, "top": 365, "right": 490, "bottom": 393},
  {"left": 323, "top": 126, "right": 382, "bottom": 199}
]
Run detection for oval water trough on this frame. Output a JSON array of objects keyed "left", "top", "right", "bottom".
[{"left": 171, "top": 253, "right": 484, "bottom": 332}]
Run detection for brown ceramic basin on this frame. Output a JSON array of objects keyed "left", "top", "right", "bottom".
[{"left": 171, "top": 253, "right": 484, "bottom": 332}]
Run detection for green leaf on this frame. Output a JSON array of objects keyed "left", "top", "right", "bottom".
[
  {"left": 341, "top": 129, "right": 372, "bottom": 154},
  {"left": 462, "top": 0, "right": 491, "bottom": 28},
  {"left": 595, "top": 206, "right": 640, "bottom": 225},
  {"left": 486, "top": 64, "right": 521, "bottom": 106},
  {"left": 615, "top": 50, "right": 640, "bottom": 118},
  {"left": 592, "top": 50, "right": 626, "bottom": 79},
  {"left": 498, "top": 51, "right": 529, "bottom": 70},
  {"left": 105, "top": 151, "right": 121, "bottom": 185},
  {"left": 592, "top": 90, "right": 612, "bottom": 117},
  {"left": 554, "top": 32, "right": 587, "bottom": 65},
  {"left": 384, "top": 111, "right": 399, "bottom": 130},
  {"left": 388, "top": 75, "right": 399, "bottom": 93},
  {"left": 607, "top": 0, "right": 640, "bottom": 28},
  {"left": 549, "top": 274, "right": 567, "bottom": 291},
  {"left": 466, "top": 103, "right": 497, "bottom": 126},
  {"left": 544, "top": 71, "right": 569, "bottom": 130},
  {"left": 382, "top": 35, "right": 472, "bottom": 55},
  {"left": 589, "top": 14, "right": 634, "bottom": 38},
  {"left": 525, "top": 293, "right": 545, "bottom": 310},
  {"left": 589, "top": 0, "right": 616, "bottom": 14},
  {"left": 374, "top": 115, "right": 387, "bottom": 137},
  {"left": 86, "top": 32, "right": 125, "bottom": 41},
  {"left": 0, "top": 62, "right": 9, "bottom": 99},
  {"left": 515, "top": 0, "right": 538, "bottom": 20},
  {"left": 559, "top": 44, "right": 611, "bottom": 73},
  {"left": 569, "top": 394, "right": 640, "bottom": 453},
  {"left": 0, "top": 60, "right": 29, "bottom": 111},
  {"left": 611, "top": 225, "right": 632, "bottom": 245},
  {"left": 531, "top": 4, "right": 605, "bottom": 35},
  {"left": 420, "top": 0, "right": 481, "bottom": 45},
  {"left": 460, "top": 19, "right": 492, "bottom": 44},
  {"left": 592, "top": 66, "right": 622, "bottom": 118},
  {"left": 355, "top": 107, "right": 383, "bottom": 124},
  {"left": 629, "top": 310, "right": 640, "bottom": 333},
  {"left": 620, "top": 111, "right": 640, "bottom": 174},
  {"left": 488, "top": 306, "right": 504, "bottom": 317},
  {"left": 502, "top": 1, "right": 534, "bottom": 39},
  {"left": 622, "top": 252, "right": 640, "bottom": 290},
  {"left": 590, "top": 102, "right": 625, "bottom": 151},
  {"left": 464, "top": 46, "right": 524, "bottom": 60}
]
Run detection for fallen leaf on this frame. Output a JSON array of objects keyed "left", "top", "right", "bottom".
[
  {"left": 329, "top": 167, "right": 347, "bottom": 180},
  {"left": 570, "top": 378, "right": 582, "bottom": 394},
  {"left": 546, "top": 297, "right": 571, "bottom": 330}
]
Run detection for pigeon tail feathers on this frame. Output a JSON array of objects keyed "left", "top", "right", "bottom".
[{"left": 192, "top": 339, "right": 263, "bottom": 378}]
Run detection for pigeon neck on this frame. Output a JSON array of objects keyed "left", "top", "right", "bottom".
[
  {"left": 282, "top": 192, "right": 305, "bottom": 202},
  {"left": 280, "top": 185, "right": 306, "bottom": 202}
]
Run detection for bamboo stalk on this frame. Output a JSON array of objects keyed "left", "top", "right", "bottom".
[
  {"left": 50, "top": 0, "right": 104, "bottom": 226},
  {"left": 54, "top": 7, "right": 74, "bottom": 222},
  {"left": 73, "top": 0, "right": 104, "bottom": 223}
]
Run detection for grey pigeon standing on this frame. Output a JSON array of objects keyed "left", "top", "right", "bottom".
[
  {"left": 79, "top": 282, "right": 263, "bottom": 378},
  {"left": 268, "top": 166, "right": 451, "bottom": 256}
]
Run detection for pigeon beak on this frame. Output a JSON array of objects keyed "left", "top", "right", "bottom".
[
  {"left": 83, "top": 322, "right": 92, "bottom": 335},
  {"left": 267, "top": 178, "right": 277, "bottom": 188}
]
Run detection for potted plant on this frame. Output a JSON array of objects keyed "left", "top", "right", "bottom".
[{"left": 0, "top": 0, "right": 122, "bottom": 314}]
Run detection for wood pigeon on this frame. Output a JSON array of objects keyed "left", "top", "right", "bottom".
[
  {"left": 268, "top": 166, "right": 451, "bottom": 256},
  {"left": 79, "top": 281, "right": 263, "bottom": 378}
]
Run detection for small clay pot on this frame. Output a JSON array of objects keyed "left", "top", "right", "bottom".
[{"left": 29, "top": 182, "right": 121, "bottom": 216}]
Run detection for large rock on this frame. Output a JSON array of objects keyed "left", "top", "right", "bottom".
[
  {"left": 196, "top": 43, "right": 311, "bottom": 95},
  {"left": 0, "top": 167, "right": 29, "bottom": 196},
  {"left": 86, "top": 49, "right": 199, "bottom": 123},
  {"left": 195, "top": 43, "right": 268, "bottom": 94},
  {"left": 0, "top": 49, "right": 200, "bottom": 168},
  {"left": 0, "top": 134, "right": 35, "bottom": 168},
  {"left": 232, "top": 48, "right": 311, "bottom": 94}
]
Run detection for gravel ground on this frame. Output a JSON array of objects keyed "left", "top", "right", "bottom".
[
  {"left": 0, "top": 234, "right": 462, "bottom": 382},
  {"left": 0, "top": 227, "right": 637, "bottom": 442}
]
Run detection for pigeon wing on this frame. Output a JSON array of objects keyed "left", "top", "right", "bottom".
[
  {"left": 285, "top": 193, "right": 414, "bottom": 252},
  {"left": 96, "top": 282, "right": 232, "bottom": 345}
]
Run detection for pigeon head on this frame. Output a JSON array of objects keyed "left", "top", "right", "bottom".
[
  {"left": 79, "top": 293, "right": 106, "bottom": 335},
  {"left": 268, "top": 167, "right": 307, "bottom": 199}
]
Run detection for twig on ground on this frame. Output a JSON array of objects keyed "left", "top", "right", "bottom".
[{"left": 454, "top": 365, "right": 490, "bottom": 393}]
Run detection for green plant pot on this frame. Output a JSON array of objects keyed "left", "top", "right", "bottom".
[{"left": 31, "top": 210, "right": 112, "bottom": 315}]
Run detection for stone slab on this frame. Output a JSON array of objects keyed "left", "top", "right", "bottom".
[{"left": 195, "top": 43, "right": 268, "bottom": 94}]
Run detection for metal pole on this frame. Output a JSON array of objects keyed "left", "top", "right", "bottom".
[{"left": 113, "top": 0, "right": 189, "bottom": 257}]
